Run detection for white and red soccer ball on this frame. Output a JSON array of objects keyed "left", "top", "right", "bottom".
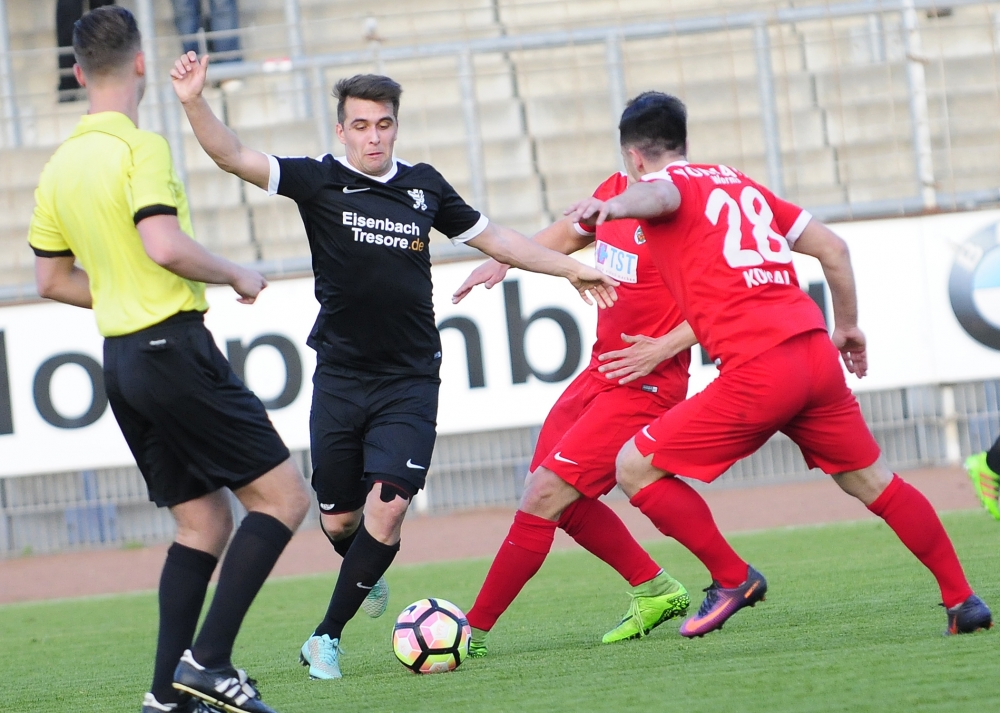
[{"left": 392, "top": 598, "right": 471, "bottom": 674}]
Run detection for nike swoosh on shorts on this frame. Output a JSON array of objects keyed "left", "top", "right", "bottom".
[
  {"left": 406, "top": 459, "right": 426, "bottom": 470},
  {"left": 553, "top": 452, "right": 579, "bottom": 465},
  {"left": 641, "top": 425, "right": 656, "bottom": 442}
]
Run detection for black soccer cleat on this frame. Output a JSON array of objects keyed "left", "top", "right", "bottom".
[
  {"left": 944, "top": 594, "right": 993, "bottom": 635},
  {"left": 173, "top": 650, "right": 279, "bottom": 713}
]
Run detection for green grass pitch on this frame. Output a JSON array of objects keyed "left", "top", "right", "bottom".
[{"left": 1, "top": 511, "right": 998, "bottom": 713}]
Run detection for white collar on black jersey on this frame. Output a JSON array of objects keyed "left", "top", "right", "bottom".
[{"left": 333, "top": 155, "right": 413, "bottom": 183}]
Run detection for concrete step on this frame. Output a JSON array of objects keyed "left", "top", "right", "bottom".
[
  {"left": 250, "top": 201, "right": 307, "bottom": 254},
  {"left": 813, "top": 63, "right": 910, "bottom": 109},
  {"left": 0, "top": 228, "right": 35, "bottom": 286},
  {"left": 183, "top": 118, "right": 322, "bottom": 172},
  {"left": 190, "top": 204, "right": 253, "bottom": 251},
  {"left": 0, "top": 147, "right": 55, "bottom": 189},
  {"left": 0, "top": 186, "right": 36, "bottom": 230}
]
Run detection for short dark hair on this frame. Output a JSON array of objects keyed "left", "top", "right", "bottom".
[
  {"left": 72, "top": 6, "right": 142, "bottom": 77},
  {"left": 618, "top": 92, "right": 688, "bottom": 158},
  {"left": 333, "top": 74, "right": 403, "bottom": 124}
]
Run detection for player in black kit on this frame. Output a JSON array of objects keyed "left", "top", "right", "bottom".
[{"left": 172, "top": 52, "right": 618, "bottom": 680}]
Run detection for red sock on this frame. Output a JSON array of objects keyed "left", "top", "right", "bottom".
[
  {"left": 630, "top": 477, "right": 748, "bottom": 588},
  {"left": 558, "top": 497, "right": 662, "bottom": 586},
  {"left": 867, "top": 474, "right": 973, "bottom": 608},
  {"left": 466, "top": 510, "right": 557, "bottom": 631}
]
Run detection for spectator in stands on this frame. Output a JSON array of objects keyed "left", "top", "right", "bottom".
[
  {"left": 172, "top": 0, "right": 243, "bottom": 63},
  {"left": 56, "top": 0, "right": 115, "bottom": 102}
]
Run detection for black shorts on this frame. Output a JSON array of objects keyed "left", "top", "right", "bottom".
[
  {"left": 310, "top": 363, "right": 439, "bottom": 514},
  {"left": 103, "top": 312, "right": 290, "bottom": 508}
]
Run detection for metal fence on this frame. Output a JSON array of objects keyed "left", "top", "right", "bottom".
[
  {"left": 1, "top": 1, "right": 998, "bottom": 557},
  {"left": 2, "top": 0, "right": 1000, "bottom": 298},
  {"left": 1, "top": 379, "right": 995, "bottom": 558}
]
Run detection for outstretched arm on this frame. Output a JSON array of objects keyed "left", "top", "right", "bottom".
[
  {"left": 465, "top": 222, "right": 617, "bottom": 308},
  {"left": 564, "top": 180, "right": 681, "bottom": 227},
  {"left": 170, "top": 52, "right": 270, "bottom": 190},
  {"left": 35, "top": 256, "right": 92, "bottom": 308},
  {"left": 452, "top": 218, "right": 593, "bottom": 303},
  {"left": 792, "top": 219, "right": 867, "bottom": 378}
]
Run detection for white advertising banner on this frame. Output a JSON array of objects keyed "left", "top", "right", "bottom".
[{"left": 2, "top": 209, "right": 1000, "bottom": 477}]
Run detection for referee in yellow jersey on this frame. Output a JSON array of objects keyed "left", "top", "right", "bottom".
[{"left": 27, "top": 8, "right": 309, "bottom": 713}]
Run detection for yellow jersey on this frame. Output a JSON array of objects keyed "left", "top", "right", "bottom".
[{"left": 27, "top": 111, "right": 208, "bottom": 337}]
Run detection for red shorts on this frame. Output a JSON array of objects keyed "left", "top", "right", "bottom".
[
  {"left": 532, "top": 369, "right": 685, "bottom": 499},
  {"left": 634, "top": 330, "right": 881, "bottom": 481}
]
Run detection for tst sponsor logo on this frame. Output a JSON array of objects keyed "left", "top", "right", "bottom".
[{"left": 595, "top": 241, "right": 639, "bottom": 284}]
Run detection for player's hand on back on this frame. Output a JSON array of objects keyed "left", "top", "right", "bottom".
[
  {"left": 570, "top": 264, "right": 618, "bottom": 309},
  {"left": 597, "top": 333, "right": 666, "bottom": 385},
  {"left": 231, "top": 266, "right": 268, "bottom": 304},
  {"left": 170, "top": 51, "right": 209, "bottom": 104},
  {"left": 832, "top": 325, "right": 868, "bottom": 378},
  {"left": 452, "top": 259, "right": 509, "bottom": 304}
]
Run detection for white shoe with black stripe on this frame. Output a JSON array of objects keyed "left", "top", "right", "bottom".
[{"left": 172, "top": 650, "right": 278, "bottom": 713}]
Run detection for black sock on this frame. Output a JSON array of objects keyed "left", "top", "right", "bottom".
[
  {"left": 987, "top": 437, "right": 1000, "bottom": 475},
  {"left": 191, "top": 512, "right": 293, "bottom": 668},
  {"left": 314, "top": 525, "right": 399, "bottom": 640},
  {"left": 326, "top": 517, "right": 362, "bottom": 558},
  {"left": 151, "top": 543, "right": 218, "bottom": 704}
]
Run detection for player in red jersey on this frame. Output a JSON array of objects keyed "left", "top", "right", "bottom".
[
  {"left": 567, "top": 91, "right": 992, "bottom": 637},
  {"left": 451, "top": 171, "right": 718, "bottom": 654}
]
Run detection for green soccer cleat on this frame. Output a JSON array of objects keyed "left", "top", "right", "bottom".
[
  {"left": 468, "top": 628, "right": 489, "bottom": 658},
  {"left": 602, "top": 572, "right": 691, "bottom": 643},
  {"left": 966, "top": 452, "right": 1000, "bottom": 521},
  {"left": 299, "top": 634, "right": 342, "bottom": 680},
  {"left": 360, "top": 576, "right": 389, "bottom": 618}
]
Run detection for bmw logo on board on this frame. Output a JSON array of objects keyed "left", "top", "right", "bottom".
[{"left": 950, "top": 221, "right": 1000, "bottom": 350}]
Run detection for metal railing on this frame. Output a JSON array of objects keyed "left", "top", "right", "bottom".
[
  {"left": 1, "top": 1, "right": 1000, "bottom": 300},
  {"left": 1, "top": 379, "right": 995, "bottom": 557},
  {"left": 1, "top": 4, "right": 999, "bottom": 193}
]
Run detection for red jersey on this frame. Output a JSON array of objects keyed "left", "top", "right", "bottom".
[
  {"left": 577, "top": 172, "right": 690, "bottom": 395},
  {"left": 639, "top": 161, "right": 825, "bottom": 372}
]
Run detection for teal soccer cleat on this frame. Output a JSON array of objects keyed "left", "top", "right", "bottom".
[
  {"left": 360, "top": 576, "right": 389, "bottom": 618},
  {"left": 299, "top": 634, "right": 343, "bottom": 680}
]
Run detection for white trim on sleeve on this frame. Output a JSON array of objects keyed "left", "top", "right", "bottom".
[
  {"left": 785, "top": 210, "right": 813, "bottom": 245},
  {"left": 573, "top": 222, "right": 595, "bottom": 236},
  {"left": 450, "top": 214, "right": 490, "bottom": 244},
  {"left": 266, "top": 154, "right": 281, "bottom": 196}
]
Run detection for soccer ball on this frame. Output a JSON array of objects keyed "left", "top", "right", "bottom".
[{"left": 391, "top": 598, "right": 471, "bottom": 674}]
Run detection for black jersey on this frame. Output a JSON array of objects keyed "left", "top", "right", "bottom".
[{"left": 267, "top": 154, "right": 487, "bottom": 375}]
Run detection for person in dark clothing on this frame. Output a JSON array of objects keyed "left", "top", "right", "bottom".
[{"left": 56, "top": 0, "right": 116, "bottom": 101}]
